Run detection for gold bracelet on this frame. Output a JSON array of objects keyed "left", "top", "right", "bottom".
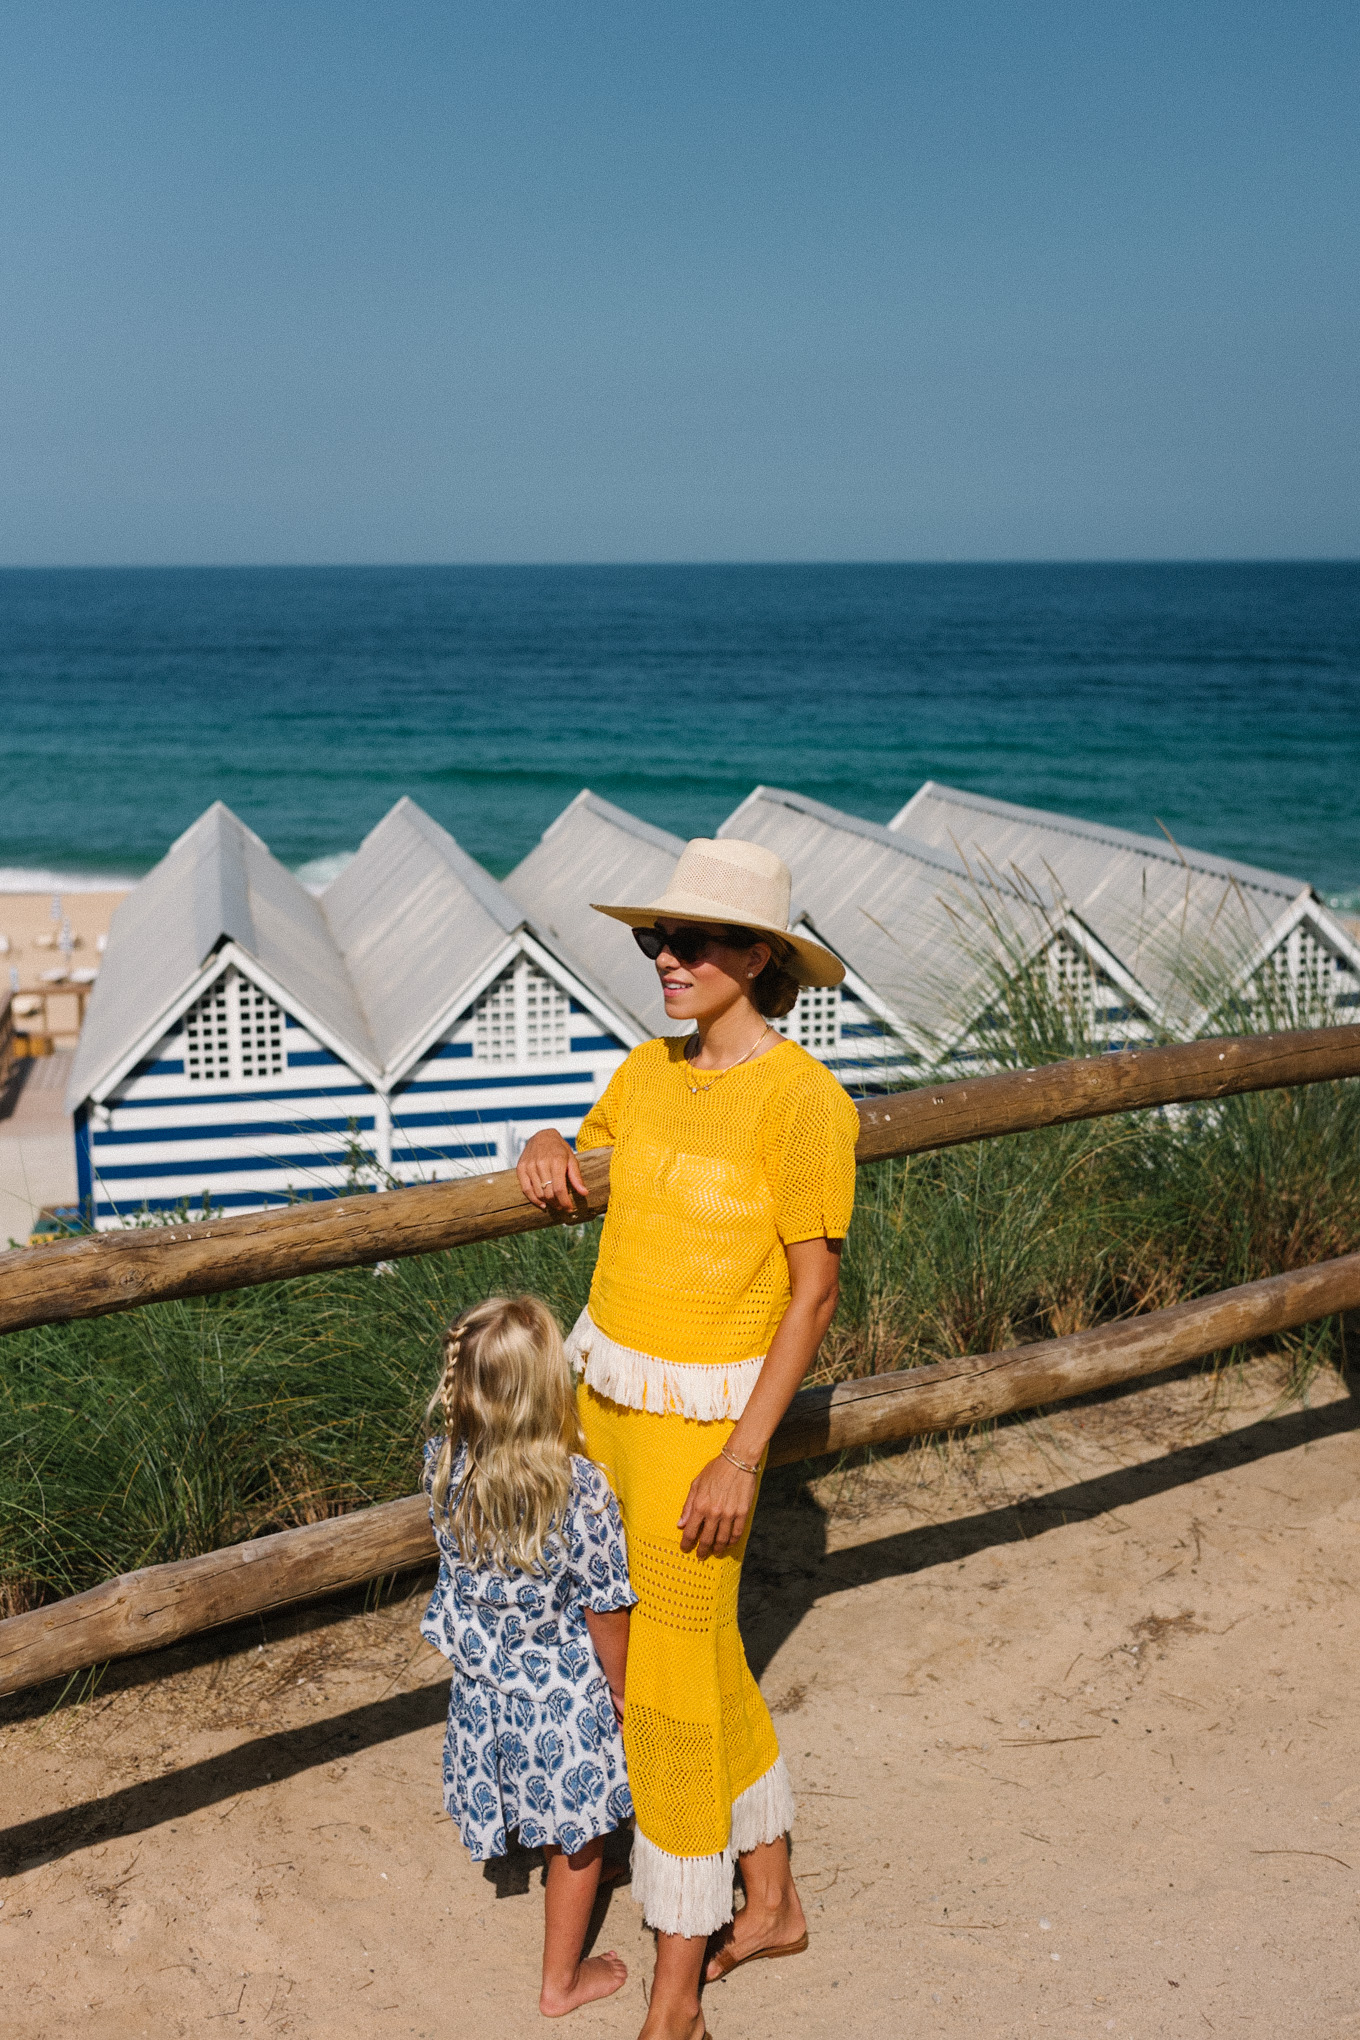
[{"left": 720, "top": 1444, "right": 760, "bottom": 1477}]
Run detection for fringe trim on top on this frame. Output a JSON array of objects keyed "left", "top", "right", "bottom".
[
  {"left": 566, "top": 1308, "right": 765, "bottom": 1421},
  {"left": 628, "top": 1758, "right": 796, "bottom": 1939}
]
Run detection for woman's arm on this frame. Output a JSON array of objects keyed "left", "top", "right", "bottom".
[
  {"left": 583, "top": 1606, "right": 631, "bottom": 1722},
  {"left": 678, "top": 1235, "right": 843, "bottom": 1561}
]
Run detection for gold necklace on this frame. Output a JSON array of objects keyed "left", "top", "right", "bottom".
[{"left": 685, "top": 1024, "right": 774, "bottom": 1093}]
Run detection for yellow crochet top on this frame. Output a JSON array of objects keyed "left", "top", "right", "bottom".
[{"left": 572, "top": 1036, "right": 859, "bottom": 1403}]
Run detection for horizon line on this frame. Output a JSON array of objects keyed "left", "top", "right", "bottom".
[{"left": 1, "top": 555, "right": 1357, "bottom": 574}]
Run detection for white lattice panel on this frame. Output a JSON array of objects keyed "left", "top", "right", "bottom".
[
  {"left": 474, "top": 958, "right": 574, "bottom": 1063},
  {"left": 778, "top": 983, "right": 841, "bottom": 1054},
  {"left": 184, "top": 980, "right": 233, "bottom": 1082},
  {"left": 1258, "top": 922, "right": 1358, "bottom": 1013},
  {"left": 474, "top": 966, "right": 519, "bottom": 1063},
  {"left": 238, "top": 978, "right": 285, "bottom": 1078},
  {"left": 1048, "top": 935, "right": 1097, "bottom": 1007},
  {"left": 523, "top": 965, "right": 570, "bottom": 1059},
  {"left": 184, "top": 969, "right": 286, "bottom": 1083},
  {"left": 1047, "top": 935, "right": 1130, "bottom": 1020}
]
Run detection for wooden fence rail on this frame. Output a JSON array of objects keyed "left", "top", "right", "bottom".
[
  {"left": 3, "top": 1246, "right": 1357, "bottom": 1701},
  {"left": 2, "top": 1022, "right": 1359, "bottom": 1339},
  {"left": 3, "top": 1021, "right": 1360, "bottom": 1700}
]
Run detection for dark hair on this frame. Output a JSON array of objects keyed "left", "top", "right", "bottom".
[
  {"left": 717, "top": 925, "right": 802, "bottom": 1020},
  {"left": 751, "top": 953, "right": 801, "bottom": 1019}
]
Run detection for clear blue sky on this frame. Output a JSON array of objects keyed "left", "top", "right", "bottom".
[{"left": 1, "top": 2, "right": 1356, "bottom": 565}]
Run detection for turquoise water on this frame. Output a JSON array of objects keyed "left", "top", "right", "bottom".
[{"left": 0, "top": 563, "right": 1356, "bottom": 901}]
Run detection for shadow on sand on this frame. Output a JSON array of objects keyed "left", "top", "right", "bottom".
[
  {"left": 740, "top": 1388, "right": 1359, "bottom": 1679},
  {"left": 3, "top": 1390, "right": 1355, "bottom": 1877}
]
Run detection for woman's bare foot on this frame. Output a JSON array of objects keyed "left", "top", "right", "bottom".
[
  {"left": 539, "top": 1950, "right": 628, "bottom": 2017},
  {"left": 704, "top": 1890, "right": 807, "bottom": 1982},
  {"left": 638, "top": 1929, "right": 709, "bottom": 2039}
]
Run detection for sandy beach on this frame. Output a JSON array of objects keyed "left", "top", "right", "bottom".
[
  {"left": 0, "top": 889, "right": 126, "bottom": 1045},
  {"left": 0, "top": 890, "right": 125, "bottom": 1239},
  {"left": 2, "top": 1351, "right": 1356, "bottom": 2038}
]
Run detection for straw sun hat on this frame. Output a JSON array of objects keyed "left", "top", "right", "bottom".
[{"left": 591, "top": 837, "right": 845, "bottom": 989}]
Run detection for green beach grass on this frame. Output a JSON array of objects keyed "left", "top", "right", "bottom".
[{"left": 3, "top": 957, "right": 1358, "bottom": 1621}]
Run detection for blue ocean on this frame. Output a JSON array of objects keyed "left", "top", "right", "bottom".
[{"left": 0, "top": 563, "right": 1356, "bottom": 903}]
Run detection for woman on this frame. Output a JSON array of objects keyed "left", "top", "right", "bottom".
[{"left": 518, "top": 835, "right": 859, "bottom": 2040}]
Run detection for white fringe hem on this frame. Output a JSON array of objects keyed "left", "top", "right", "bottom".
[
  {"left": 729, "top": 1753, "right": 797, "bottom": 1856},
  {"left": 566, "top": 1308, "right": 765, "bottom": 1420},
  {"left": 629, "top": 1758, "right": 796, "bottom": 1939}
]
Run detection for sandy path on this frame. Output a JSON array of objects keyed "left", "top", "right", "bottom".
[
  {"left": 2, "top": 1355, "right": 1358, "bottom": 2038},
  {"left": 0, "top": 1052, "right": 77, "bottom": 1242}
]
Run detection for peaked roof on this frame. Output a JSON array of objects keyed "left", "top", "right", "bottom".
[
  {"left": 69, "top": 803, "right": 376, "bottom": 1108},
  {"left": 718, "top": 786, "right": 1070, "bottom": 1049},
  {"left": 321, "top": 798, "right": 529, "bottom": 1074},
  {"left": 504, "top": 790, "right": 688, "bottom": 1036},
  {"left": 69, "top": 799, "right": 639, "bottom": 1109},
  {"left": 889, "top": 781, "right": 1314, "bottom": 1021}
]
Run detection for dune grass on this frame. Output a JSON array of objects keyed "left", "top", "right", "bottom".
[{"left": 3, "top": 960, "right": 1358, "bottom": 1618}]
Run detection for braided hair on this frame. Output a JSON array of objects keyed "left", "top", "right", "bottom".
[
  {"left": 423, "top": 1295, "right": 586, "bottom": 1575},
  {"left": 438, "top": 1320, "right": 464, "bottom": 1444}
]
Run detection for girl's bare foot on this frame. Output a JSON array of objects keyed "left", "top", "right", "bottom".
[{"left": 540, "top": 1950, "right": 628, "bottom": 2017}]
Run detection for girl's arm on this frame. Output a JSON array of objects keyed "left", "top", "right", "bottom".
[
  {"left": 583, "top": 1606, "right": 631, "bottom": 1722},
  {"left": 679, "top": 1234, "right": 842, "bottom": 1561}
]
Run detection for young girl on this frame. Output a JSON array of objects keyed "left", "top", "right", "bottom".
[{"left": 420, "top": 1294, "right": 637, "bottom": 2018}]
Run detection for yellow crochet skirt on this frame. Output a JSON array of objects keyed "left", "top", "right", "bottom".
[{"left": 578, "top": 1384, "right": 794, "bottom": 1939}]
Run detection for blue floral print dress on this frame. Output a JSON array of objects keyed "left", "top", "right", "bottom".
[{"left": 420, "top": 1443, "right": 637, "bottom": 1860}]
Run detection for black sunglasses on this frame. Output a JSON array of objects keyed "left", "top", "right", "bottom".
[{"left": 631, "top": 922, "right": 759, "bottom": 967}]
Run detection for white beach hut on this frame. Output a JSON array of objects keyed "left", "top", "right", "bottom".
[
  {"left": 890, "top": 783, "right": 1360, "bottom": 1032},
  {"left": 67, "top": 801, "right": 641, "bottom": 1228},
  {"left": 718, "top": 787, "right": 1154, "bottom": 1072},
  {"left": 507, "top": 788, "right": 933, "bottom": 1085},
  {"left": 328, "top": 798, "right": 640, "bottom": 1182},
  {"left": 503, "top": 789, "right": 688, "bottom": 1039},
  {"left": 506, "top": 784, "right": 1152, "bottom": 1084}
]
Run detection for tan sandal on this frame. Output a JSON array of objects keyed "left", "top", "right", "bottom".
[{"left": 706, "top": 1928, "right": 809, "bottom": 1980}]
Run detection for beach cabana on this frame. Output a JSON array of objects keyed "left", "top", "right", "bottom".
[
  {"left": 503, "top": 790, "right": 688, "bottom": 1039},
  {"left": 327, "top": 798, "right": 640, "bottom": 1182},
  {"left": 718, "top": 787, "right": 1154, "bottom": 1072},
  {"left": 67, "top": 801, "right": 640, "bottom": 1228},
  {"left": 890, "top": 783, "right": 1360, "bottom": 1032},
  {"left": 507, "top": 789, "right": 930, "bottom": 1083}
]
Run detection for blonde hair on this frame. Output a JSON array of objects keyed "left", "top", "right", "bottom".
[{"left": 424, "top": 1294, "right": 585, "bottom": 1576}]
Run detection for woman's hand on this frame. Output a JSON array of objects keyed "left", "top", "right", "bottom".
[
  {"left": 676, "top": 1239, "right": 842, "bottom": 1562},
  {"left": 517, "top": 1128, "right": 587, "bottom": 1213},
  {"left": 679, "top": 1452, "right": 759, "bottom": 1560}
]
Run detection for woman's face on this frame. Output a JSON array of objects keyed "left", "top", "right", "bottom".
[{"left": 651, "top": 919, "right": 773, "bottom": 1024}]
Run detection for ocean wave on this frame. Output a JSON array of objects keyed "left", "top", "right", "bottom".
[
  {"left": 0, "top": 852, "right": 360, "bottom": 898},
  {"left": 0, "top": 866, "right": 142, "bottom": 894},
  {"left": 293, "top": 851, "right": 356, "bottom": 894}
]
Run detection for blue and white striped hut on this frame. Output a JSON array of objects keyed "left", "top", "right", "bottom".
[
  {"left": 890, "top": 782, "right": 1360, "bottom": 1033},
  {"left": 718, "top": 786, "right": 1155, "bottom": 1072},
  {"left": 66, "top": 800, "right": 642, "bottom": 1228},
  {"left": 505, "top": 788, "right": 908, "bottom": 1083},
  {"left": 507, "top": 786, "right": 1100, "bottom": 1089},
  {"left": 504, "top": 788, "right": 689, "bottom": 1041}
]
